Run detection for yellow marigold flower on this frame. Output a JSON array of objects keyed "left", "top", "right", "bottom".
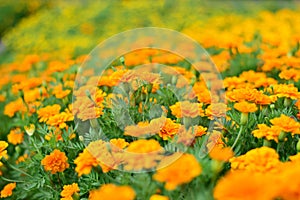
[
  {"left": 270, "top": 114, "right": 300, "bottom": 135},
  {"left": 60, "top": 183, "right": 79, "bottom": 200},
  {"left": 209, "top": 146, "right": 234, "bottom": 162},
  {"left": 7, "top": 128, "right": 24, "bottom": 145},
  {"left": 170, "top": 101, "right": 204, "bottom": 118},
  {"left": 4, "top": 98, "right": 27, "bottom": 117},
  {"left": 153, "top": 153, "right": 201, "bottom": 190},
  {"left": 74, "top": 149, "right": 98, "bottom": 176},
  {"left": 230, "top": 147, "right": 281, "bottom": 173},
  {"left": 124, "top": 139, "right": 164, "bottom": 171},
  {"left": 150, "top": 194, "right": 169, "bottom": 200},
  {"left": 0, "top": 141, "right": 8, "bottom": 167},
  {"left": 214, "top": 171, "right": 277, "bottom": 200},
  {"left": 89, "top": 184, "right": 135, "bottom": 200},
  {"left": 252, "top": 124, "right": 281, "bottom": 142},
  {"left": 41, "top": 149, "right": 69, "bottom": 174},
  {"left": 234, "top": 101, "right": 257, "bottom": 113},
  {"left": 0, "top": 183, "right": 16, "bottom": 198},
  {"left": 110, "top": 138, "right": 129, "bottom": 149},
  {"left": 37, "top": 104, "right": 61, "bottom": 123}
]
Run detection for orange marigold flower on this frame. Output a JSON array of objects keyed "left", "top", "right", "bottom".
[
  {"left": 295, "top": 100, "right": 300, "bottom": 110},
  {"left": 270, "top": 114, "right": 300, "bottom": 135},
  {"left": 46, "top": 111, "right": 74, "bottom": 129},
  {"left": 194, "top": 125, "right": 208, "bottom": 137},
  {"left": 89, "top": 184, "right": 135, "bottom": 200},
  {"left": 209, "top": 146, "right": 234, "bottom": 162},
  {"left": 170, "top": 101, "right": 204, "bottom": 118},
  {"left": 252, "top": 124, "right": 281, "bottom": 143},
  {"left": 4, "top": 98, "right": 27, "bottom": 117},
  {"left": 41, "top": 149, "right": 69, "bottom": 174},
  {"left": 153, "top": 153, "right": 201, "bottom": 190},
  {"left": 150, "top": 194, "right": 169, "bottom": 200},
  {"left": 74, "top": 149, "right": 98, "bottom": 176},
  {"left": 7, "top": 128, "right": 24, "bottom": 145},
  {"left": 158, "top": 118, "right": 180, "bottom": 140},
  {"left": 279, "top": 68, "right": 300, "bottom": 82},
  {"left": 234, "top": 101, "right": 258, "bottom": 113},
  {"left": 52, "top": 84, "right": 71, "bottom": 99},
  {"left": 60, "top": 183, "right": 79, "bottom": 200},
  {"left": 205, "top": 103, "right": 228, "bottom": 119},
  {"left": 124, "top": 139, "right": 164, "bottom": 171},
  {"left": 230, "top": 147, "right": 281, "bottom": 173},
  {"left": 214, "top": 171, "right": 277, "bottom": 200},
  {"left": 37, "top": 104, "right": 61, "bottom": 123},
  {"left": 0, "top": 183, "right": 16, "bottom": 198},
  {"left": 268, "top": 84, "right": 300, "bottom": 100},
  {"left": 110, "top": 138, "right": 129, "bottom": 149}
]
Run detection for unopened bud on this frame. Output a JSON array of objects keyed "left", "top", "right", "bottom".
[{"left": 240, "top": 113, "right": 248, "bottom": 125}]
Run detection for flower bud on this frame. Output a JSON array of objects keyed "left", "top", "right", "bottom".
[
  {"left": 24, "top": 124, "right": 35, "bottom": 136},
  {"left": 297, "top": 139, "right": 300, "bottom": 152},
  {"left": 240, "top": 113, "right": 248, "bottom": 125},
  {"left": 263, "top": 139, "right": 271, "bottom": 147},
  {"left": 278, "top": 131, "right": 286, "bottom": 142}
]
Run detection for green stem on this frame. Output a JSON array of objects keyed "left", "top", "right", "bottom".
[{"left": 231, "top": 125, "right": 244, "bottom": 150}]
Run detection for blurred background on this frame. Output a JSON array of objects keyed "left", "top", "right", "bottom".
[{"left": 0, "top": 0, "right": 299, "bottom": 63}]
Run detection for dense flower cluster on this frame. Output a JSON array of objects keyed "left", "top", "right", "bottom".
[{"left": 1, "top": 1, "right": 300, "bottom": 199}]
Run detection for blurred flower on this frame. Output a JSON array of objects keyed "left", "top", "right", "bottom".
[
  {"left": 153, "top": 153, "right": 201, "bottom": 190},
  {"left": 89, "top": 184, "right": 135, "bottom": 200},
  {"left": 0, "top": 183, "right": 16, "bottom": 198},
  {"left": 7, "top": 128, "right": 24, "bottom": 145}
]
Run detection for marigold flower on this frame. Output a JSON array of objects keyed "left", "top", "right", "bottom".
[
  {"left": 268, "top": 84, "right": 300, "bottom": 100},
  {"left": 41, "top": 149, "right": 69, "bottom": 174},
  {"left": 37, "top": 104, "right": 61, "bottom": 123},
  {"left": 158, "top": 118, "right": 180, "bottom": 140},
  {"left": 60, "top": 183, "right": 79, "bottom": 200},
  {"left": 234, "top": 101, "right": 257, "bottom": 113},
  {"left": 150, "top": 194, "right": 169, "bottom": 200},
  {"left": 89, "top": 184, "right": 135, "bottom": 200},
  {"left": 52, "top": 84, "right": 71, "bottom": 99},
  {"left": 124, "top": 139, "right": 164, "bottom": 171},
  {"left": 170, "top": 101, "right": 204, "bottom": 118},
  {"left": 0, "top": 141, "right": 8, "bottom": 167},
  {"left": 252, "top": 124, "right": 281, "bottom": 142},
  {"left": 7, "top": 128, "right": 24, "bottom": 145},
  {"left": 270, "top": 114, "right": 300, "bottom": 135},
  {"left": 74, "top": 149, "right": 98, "bottom": 176},
  {"left": 4, "top": 98, "right": 27, "bottom": 117},
  {"left": 230, "top": 147, "right": 281, "bottom": 173},
  {"left": 209, "top": 146, "right": 234, "bottom": 162},
  {"left": 279, "top": 68, "right": 300, "bottom": 82},
  {"left": 110, "top": 138, "right": 129, "bottom": 149},
  {"left": 205, "top": 103, "right": 228, "bottom": 119},
  {"left": 0, "top": 183, "right": 16, "bottom": 198},
  {"left": 214, "top": 171, "right": 277, "bottom": 200},
  {"left": 153, "top": 153, "right": 201, "bottom": 190},
  {"left": 46, "top": 111, "right": 74, "bottom": 129}
]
